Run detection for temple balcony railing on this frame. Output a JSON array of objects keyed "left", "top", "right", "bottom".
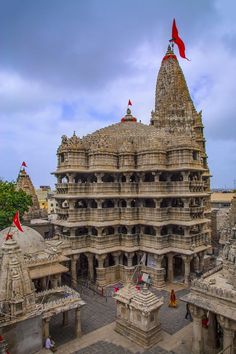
[
  {"left": 169, "top": 232, "right": 208, "bottom": 249},
  {"left": 139, "top": 234, "right": 169, "bottom": 249},
  {"left": 120, "top": 234, "right": 139, "bottom": 247},
  {"left": 56, "top": 206, "right": 206, "bottom": 223},
  {"left": 55, "top": 207, "right": 69, "bottom": 220},
  {"left": 55, "top": 180, "right": 207, "bottom": 196}
]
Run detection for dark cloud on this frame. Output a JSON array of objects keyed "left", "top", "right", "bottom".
[{"left": 0, "top": 0, "right": 218, "bottom": 89}]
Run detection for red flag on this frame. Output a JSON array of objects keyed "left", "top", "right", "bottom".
[
  {"left": 13, "top": 211, "right": 24, "bottom": 232},
  {"left": 22, "top": 161, "right": 27, "bottom": 167},
  {"left": 172, "top": 19, "right": 189, "bottom": 60},
  {"left": 5, "top": 234, "right": 13, "bottom": 240},
  {"left": 128, "top": 99, "right": 132, "bottom": 106}
]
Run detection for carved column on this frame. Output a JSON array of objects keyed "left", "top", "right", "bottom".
[
  {"left": 217, "top": 316, "right": 234, "bottom": 354},
  {"left": 189, "top": 305, "right": 204, "bottom": 354},
  {"left": 75, "top": 308, "right": 82, "bottom": 337},
  {"left": 113, "top": 252, "right": 121, "bottom": 265},
  {"left": 43, "top": 318, "right": 50, "bottom": 338},
  {"left": 70, "top": 228, "right": 76, "bottom": 238},
  {"left": 199, "top": 252, "right": 205, "bottom": 273},
  {"left": 125, "top": 252, "right": 134, "bottom": 267},
  {"left": 86, "top": 253, "right": 94, "bottom": 281},
  {"left": 154, "top": 254, "right": 164, "bottom": 268},
  {"left": 182, "top": 255, "right": 192, "bottom": 285},
  {"left": 71, "top": 254, "right": 80, "bottom": 287},
  {"left": 95, "top": 254, "right": 107, "bottom": 286}
]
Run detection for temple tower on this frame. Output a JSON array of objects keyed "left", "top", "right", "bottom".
[
  {"left": 16, "top": 168, "right": 42, "bottom": 221},
  {"left": 0, "top": 235, "right": 36, "bottom": 319}
]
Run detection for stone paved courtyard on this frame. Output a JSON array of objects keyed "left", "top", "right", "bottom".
[
  {"left": 72, "top": 340, "right": 169, "bottom": 354},
  {"left": 49, "top": 283, "right": 191, "bottom": 352}
]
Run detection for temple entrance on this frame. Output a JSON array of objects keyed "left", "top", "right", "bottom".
[{"left": 173, "top": 255, "right": 184, "bottom": 281}]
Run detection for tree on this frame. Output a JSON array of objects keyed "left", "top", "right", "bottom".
[{"left": 0, "top": 180, "right": 32, "bottom": 230}]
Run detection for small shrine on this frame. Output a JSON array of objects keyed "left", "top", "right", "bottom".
[{"left": 114, "top": 283, "right": 163, "bottom": 348}]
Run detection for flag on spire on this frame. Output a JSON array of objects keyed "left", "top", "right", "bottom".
[
  {"left": 13, "top": 211, "right": 24, "bottom": 232},
  {"left": 171, "top": 19, "right": 189, "bottom": 60},
  {"left": 128, "top": 99, "right": 132, "bottom": 106},
  {"left": 21, "top": 161, "right": 27, "bottom": 167}
]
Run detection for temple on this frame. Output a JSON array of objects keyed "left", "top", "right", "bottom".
[{"left": 52, "top": 45, "right": 211, "bottom": 288}]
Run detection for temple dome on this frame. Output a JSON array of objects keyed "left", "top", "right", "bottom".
[
  {"left": 0, "top": 225, "right": 45, "bottom": 255},
  {"left": 83, "top": 120, "right": 164, "bottom": 152}
]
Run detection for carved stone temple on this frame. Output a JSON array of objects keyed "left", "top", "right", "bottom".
[
  {"left": 182, "top": 227, "right": 236, "bottom": 354},
  {"left": 52, "top": 45, "right": 211, "bottom": 289},
  {"left": 0, "top": 234, "right": 85, "bottom": 354},
  {"left": 114, "top": 283, "right": 163, "bottom": 348}
]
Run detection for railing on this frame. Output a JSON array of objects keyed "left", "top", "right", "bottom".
[
  {"left": 55, "top": 180, "right": 207, "bottom": 196},
  {"left": 56, "top": 205, "right": 206, "bottom": 223}
]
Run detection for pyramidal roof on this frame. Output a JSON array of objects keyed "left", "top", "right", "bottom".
[{"left": 155, "top": 45, "right": 194, "bottom": 114}]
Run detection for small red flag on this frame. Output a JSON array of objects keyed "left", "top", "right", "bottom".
[
  {"left": 114, "top": 287, "right": 119, "bottom": 293},
  {"left": 22, "top": 161, "right": 27, "bottom": 167},
  {"left": 5, "top": 234, "right": 13, "bottom": 240},
  {"left": 171, "top": 19, "right": 189, "bottom": 60},
  {"left": 128, "top": 99, "right": 132, "bottom": 106},
  {"left": 13, "top": 211, "right": 24, "bottom": 232}
]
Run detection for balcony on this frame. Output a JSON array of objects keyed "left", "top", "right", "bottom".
[{"left": 55, "top": 180, "right": 207, "bottom": 196}]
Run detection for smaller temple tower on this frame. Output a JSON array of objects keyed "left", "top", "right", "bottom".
[
  {"left": 16, "top": 168, "right": 46, "bottom": 221},
  {"left": 0, "top": 235, "right": 36, "bottom": 319}
]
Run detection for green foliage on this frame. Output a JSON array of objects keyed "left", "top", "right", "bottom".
[{"left": 0, "top": 180, "right": 32, "bottom": 230}]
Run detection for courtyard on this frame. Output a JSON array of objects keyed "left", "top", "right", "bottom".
[{"left": 42, "top": 282, "right": 192, "bottom": 354}]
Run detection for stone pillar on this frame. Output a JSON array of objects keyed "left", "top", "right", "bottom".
[
  {"left": 95, "top": 173, "right": 103, "bottom": 183},
  {"left": 96, "top": 199, "right": 103, "bottom": 209},
  {"left": 43, "top": 318, "right": 50, "bottom": 338},
  {"left": 154, "top": 255, "right": 164, "bottom": 269},
  {"left": 206, "top": 312, "right": 218, "bottom": 354},
  {"left": 86, "top": 253, "right": 94, "bottom": 281},
  {"left": 71, "top": 255, "right": 79, "bottom": 287},
  {"left": 68, "top": 199, "right": 75, "bottom": 210},
  {"left": 75, "top": 308, "right": 82, "bottom": 337},
  {"left": 223, "top": 328, "right": 234, "bottom": 354},
  {"left": 167, "top": 254, "right": 174, "bottom": 282},
  {"left": 96, "top": 254, "right": 106, "bottom": 268},
  {"left": 125, "top": 252, "right": 134, "bottom": 267},
  {"left": 113, "top": 252, "right": 121, "bottom": 265},
  {"left": 189, "top": 305, "right": 204, "bottom": 354},
  {"left": 199, "top": 252, "right": 205, "bottom": 273},
  {"left": 70, "top": 228, "right": 76, "bottom": 238},
  {"left": 182, "top": 255, "right": 192, "bottom": 285},
  {"left": 51, "top": 276, "right": 58, "bottom": 288},
  {"left": 68, "top": 173, "right": 75, "bottom": 183},
  {"left": 218, "top": 316, "right": 234, "bottom": 354},
  {"left": 194, "top": 254, "right": 200, "bottom": 272},
  {"left": 63, "top": 311, "right": 69, "bottom": 327}
]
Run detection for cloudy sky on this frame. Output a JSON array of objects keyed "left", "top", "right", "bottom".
[{"left": 0, "top": 0, "right": 235, "bottom": 189}]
